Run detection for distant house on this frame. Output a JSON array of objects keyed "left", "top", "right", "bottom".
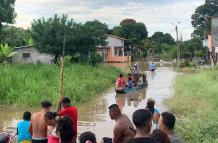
[
  {"left": 97, "top": 35, "right": 131, "bottom": 63},
  {"left": 12, "top": 45, "right": 53, "bottom": 64}
]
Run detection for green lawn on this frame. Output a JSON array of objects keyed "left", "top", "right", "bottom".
[
  {"left": 0, "top": 64, "right": 121, "bottom": 108},
  {"left": 167, "top": 67, "right": 218, "bottom": 143}
]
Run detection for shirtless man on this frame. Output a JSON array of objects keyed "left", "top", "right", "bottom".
[
  {"left": 108, "top": 104, "right": 135, "bottom": 143},
  {"left": 29, "top": 100, "right": 52, "bottom": 143}
]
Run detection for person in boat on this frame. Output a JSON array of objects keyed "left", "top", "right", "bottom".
[
  {"left": 17, "top": 111, "right": 32, "bottom": 143},
  {"left": 115, "top": 74, "right": 126, "bottom": 90},
  {"left": 29, "top": 100, "right": 52, "bottom": 143},
  {"left": 158, "top": 112, "right": 183, "bottom": 143},
  {"left": 127, "top": 74, "right": 134, "bottom": 88},
  {"left": 149, "top": 62, "right": 157, "bottom": 72},
  {"left": 44, "top": 112, "right": 59, "bottom": 143},
  {"left": 132, "top": 64, "right": 140, "bottom": 82},
  {"left": 103, "top": 104, "right": 135, "bottom": 143},
  {"left": 127, "top": 109, "right": 158, "bottom": 143},
  {"left": 57, "top": 97, "right": 78, "bottom": 140},
  {"left": 146, "top": 98, "right": 160, "bottom": 129}
]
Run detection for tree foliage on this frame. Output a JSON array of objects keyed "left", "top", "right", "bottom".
[
  {"left": 120, "top": 18, "right": 136, "bottom": 25},
  {"left": 31, "top": 14, "right": 108, "bottom": 63},
  {"left": 0, "top": 43, "right": 17, "bottom": 63},
  {"left": 180, "top": 38, "right": 207, "bottom": 59},
  {"left": 0, "top": 0, "right": 16, "bottom": 29},
  {"left": 112, "top": 19, "right": 148, "bottom": 58},
  {"left": 191, "top": 0, "right": 218, "bottom": 38},
  {"left": 0, "top": 25, "right": 31, "bottom": 47},
  {"left": 150, "top": 32, "right": 174, "bottom": 45}
]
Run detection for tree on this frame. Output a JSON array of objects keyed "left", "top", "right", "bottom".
[
  {"left": 0, "top": 43, "right": 17, "bottom": 63},
  {"left": 191, "top": 0, "right": 218, "bottom": 38},
  {"left": 31, "top": 14, "right": 77, "bottom": 63},
  {"left": 0, "top": 25, "right": 31, "bottom": 47},
  {"left": 0, "top": 0, "right": 16, "bottom": 30},
  {"left": 31, "top": 15, "right": 108, "bottom": 64},
  {"left": 141, "top": 39, "right": 154, "bottom": 57},
  {"left": 112, "top": 21, "right": 148, "bottom": 56},
  {"left": 150, "top": 32, "right": 174, "bottom": 45},
  {"left": 120, "top": 18, "right": 136, "bottom": 25},
  {"left": 180, "top": 38, "right": 207, "bottom": 60}
]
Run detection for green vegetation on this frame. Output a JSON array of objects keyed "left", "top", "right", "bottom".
[
  {"left": 31, "top": 14, "right": 108, "bottom": 63},
  {"left": 191, "top": 0, "right": 218, "bottom": 38},
  {"left": 167, "top": 67, "right": 218, "bottom": 143},
  {"left": 0, "top": 64, "right": 121, "bottom": 108},
  {"left": 0, "top": 0, "right": 16, "bottom": 30},
  {"left": 0, "top": 43, "right": 17, "bottom": 63}
]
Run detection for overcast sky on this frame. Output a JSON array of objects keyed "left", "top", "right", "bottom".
[{"left": 14, "top": 0, "right": 205, "bottom": 40}]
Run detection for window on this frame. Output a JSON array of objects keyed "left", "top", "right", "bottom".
[{"left": 23, "top": 53, "right": 30, "bottom": 58}]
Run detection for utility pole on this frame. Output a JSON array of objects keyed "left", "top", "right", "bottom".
[{"left": 176, "top": 25, "right": 179, "bottom": 70}]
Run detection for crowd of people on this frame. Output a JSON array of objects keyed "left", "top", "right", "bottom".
[{"left": 14, "top": 96, "right": 182, "bottom": 143}]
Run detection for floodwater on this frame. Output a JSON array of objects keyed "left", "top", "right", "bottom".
[{"left": 0, "top": 61, "right": 176, "bottom": 142}]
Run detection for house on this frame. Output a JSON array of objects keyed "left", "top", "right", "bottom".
[
  {"left": 12, "top": 45, "right": 53, "bottom": 64},
  {"left": 97, "top": 35, "right": 131, "bottom": 63},
  {"left": 204, "top": 16, "right": 218, "bottom": 65}
]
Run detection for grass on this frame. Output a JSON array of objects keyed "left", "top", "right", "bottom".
[
  {"left": 167, "top": 66, "right": 218, "bottom": 143},
  {"left": 0, "top": 64, "right": 121, "bottom": 108}
]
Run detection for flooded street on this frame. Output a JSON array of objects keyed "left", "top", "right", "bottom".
[{"left": 0, "top": 62, "right": 176, "bottom": 142}]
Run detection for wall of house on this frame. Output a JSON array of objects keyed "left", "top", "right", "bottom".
[
  {"left": 208, "top": 35, "right": 212, "bottom": 52},
  {"left": 106, "top": 37, "right": 124, "bottom": 47},
  {"left": 107, "top": 48, "right": 131, "bottom": 62},
  {"left": 97, "top": 48, "right": 108, "bottom": 62},
  {"left": 12, "top": 48, "right": 53, "bottom": 64}
]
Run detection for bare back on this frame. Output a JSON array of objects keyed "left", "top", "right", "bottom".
[
  {"left": 29, "top": 111, "right": 48, "bottom": 138},
  {"left": 113, "top": 114, "right": 135, "bottom": 143}
]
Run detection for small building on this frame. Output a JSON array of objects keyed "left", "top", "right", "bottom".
[
  {"left": 97, "top": 35, "right": 131, "bottom": 63},
  {"left": 12, "top": 45, "right": 53, "bottom": 64}
]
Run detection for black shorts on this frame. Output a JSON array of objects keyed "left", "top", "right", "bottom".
[
  {"left": 151, "top": 69, "right": 155, "bottom": 72},
  {"left": 32, "top": 139, "right": 48, "bottom": 143}
]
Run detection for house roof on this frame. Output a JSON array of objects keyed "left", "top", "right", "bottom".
[{"left": 107, "top": 34, "right": 127, "bottom": 40}]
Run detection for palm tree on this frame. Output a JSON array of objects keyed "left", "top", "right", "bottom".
[{"left": 0, "top": 43, "right": 17, "bottom": 63}]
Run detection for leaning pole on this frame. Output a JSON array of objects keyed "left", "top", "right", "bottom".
[{"left": 59, "top": 33, "right": 66, "bottom": 101}]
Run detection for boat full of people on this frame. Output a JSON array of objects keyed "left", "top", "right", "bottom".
[{"left": 115, "top": 64, "right": 148, "bottom": 94}]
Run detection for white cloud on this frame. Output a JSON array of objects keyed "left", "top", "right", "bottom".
[{"left": 14, "top": 0, "right": 205, "bottom": 40}]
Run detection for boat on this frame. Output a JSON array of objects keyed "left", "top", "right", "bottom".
[{"left": 115, "top": 81, "right": 148, "bottom": 94}]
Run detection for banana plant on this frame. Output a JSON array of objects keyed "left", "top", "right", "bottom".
[{"left": 0, "top": 43, "right": 17, "bottom": 63}]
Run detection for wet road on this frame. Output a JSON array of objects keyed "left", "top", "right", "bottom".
[{"left": 0, "top": 62, "right": 176, "bottom": 142}]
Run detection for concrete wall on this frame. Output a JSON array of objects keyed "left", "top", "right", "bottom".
[
  {"left": 106, "top": 36, "right": 124, "bottom": 47},
  {"left": 107, "top": 48, "right": 131, "bottom": 63},
  {"left": 12, "top": 48, "right": 53, "bottom": 64}
]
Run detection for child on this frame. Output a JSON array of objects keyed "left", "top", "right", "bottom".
[
  {"left": 44, "top": 112, "right": 59, "bottom": 143},
  {"left": 17, "top": 111, "right": 32, "bottom": 143}
]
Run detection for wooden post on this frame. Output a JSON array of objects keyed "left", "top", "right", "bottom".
[{"left": 59, "top": 33, "right": 66, "bottom": 100}]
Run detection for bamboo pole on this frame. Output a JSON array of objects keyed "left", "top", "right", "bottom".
[{"left": 59, "top": 33, "right": 66, "bottom": 100}]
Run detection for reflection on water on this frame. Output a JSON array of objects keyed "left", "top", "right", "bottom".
[{"left": 0, "top": 61, "right": 176, "bottom": 143}]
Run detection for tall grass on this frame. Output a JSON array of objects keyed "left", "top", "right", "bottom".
[
  {"left": 167, "top": 67, "right": 218, "bottom": 143},
  {"left": 0, "top": 64, "right": 121, "bottom": 108}
]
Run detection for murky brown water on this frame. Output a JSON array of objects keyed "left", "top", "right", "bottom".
[{"left": 0, "top": 61, "right": 176, "bottom": 142}]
